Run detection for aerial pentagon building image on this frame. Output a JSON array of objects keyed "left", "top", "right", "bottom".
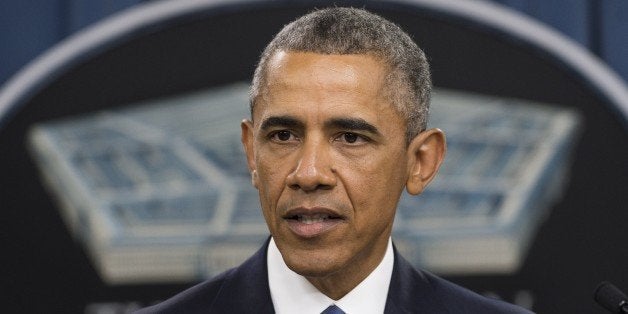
[{"left": 28, "top": 83, "right": 580, "bottom": 284}]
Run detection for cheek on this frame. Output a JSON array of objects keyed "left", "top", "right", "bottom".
[
  {"left": 341, "top": 151, "right": 407, "bottom": 214},
  {"left": 255, "top": 168, "right": 282, "bottom": 229},
  {"left": 256, "top": 158, "right": 287, "bottom": 206},
  {"left": 343, "top": 148, "right": 407, "bottom": 185}
]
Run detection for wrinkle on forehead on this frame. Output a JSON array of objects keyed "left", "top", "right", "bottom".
[
  {"left": 266, "top": 51, "right": 387, "bottom": 95},
  {"left": 252, "top": 51, "right": 401, "bottom": 129}
]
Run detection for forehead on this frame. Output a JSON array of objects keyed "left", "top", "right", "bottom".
[
  {"left": 254, "top": 51, "right": 397, "bottom": 123},
  {"left": 266, "top": 51, "right": 385, "bottom": 88}
]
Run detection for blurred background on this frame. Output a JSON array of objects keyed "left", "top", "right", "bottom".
[
  {"left": 2, "top": 0, "right": 628, "bottom": 87},
  {"left": 1, "top": 0, "right": 627, "bottom": 313}
]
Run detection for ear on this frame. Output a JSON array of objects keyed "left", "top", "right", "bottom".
[
  {"left": 241, "top": 119, "right": 259, "bottom": 189},
  {"left": 406, "top": 128, "right": 446, "bottom": 195}
]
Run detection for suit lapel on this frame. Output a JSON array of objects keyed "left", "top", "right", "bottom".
[
  {"left": 384, "top": 246, "right": 449, "bottom": 314},
  {"left": 209, "top": 238, "right": 275, "bottom": 313},
  {"left": 208, "top": 239, "right": 450, "bottom": 313}
]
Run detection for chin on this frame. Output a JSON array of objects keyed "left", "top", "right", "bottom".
[
  {"left": 283, "top": 250, "right": 345, "bottom": 278},
  {"left": 287, "top": 262, "right": 340, "bottom": 278}
]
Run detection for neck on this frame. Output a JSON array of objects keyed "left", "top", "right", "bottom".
[{"left": 305, "top": 237, "right": 390, "bottom": 300}]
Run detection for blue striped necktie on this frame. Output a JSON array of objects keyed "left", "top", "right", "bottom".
[{"left": 321, "top": 304, "right": 346, "bottom": 314}]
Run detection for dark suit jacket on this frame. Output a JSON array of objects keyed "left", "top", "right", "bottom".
[{"left": 136, "top": 239, "right": 533, "bottom": 313}]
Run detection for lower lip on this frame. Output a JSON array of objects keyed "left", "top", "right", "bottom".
[{"left": 286, "top": 219, "right": 342, "bottom": 238}]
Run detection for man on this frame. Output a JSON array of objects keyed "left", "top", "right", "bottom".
[{"left": 137, "top": 7, "right": 532, "bottom": 314}]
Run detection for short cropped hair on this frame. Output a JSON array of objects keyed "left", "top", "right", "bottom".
[{"left": 249, "top": 7, "right": 432, "bottom": 142}]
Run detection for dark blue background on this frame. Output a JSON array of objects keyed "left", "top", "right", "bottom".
[{"left": 2, "top": 0, "right": 627, "bottom": 88}]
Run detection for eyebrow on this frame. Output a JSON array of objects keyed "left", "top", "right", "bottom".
[
  {"left": 259, "top": 116, "right": 303, "bottom": 131},
  {"left": 325, "top": 118, "right": 380, "bottom": 135},
  {"left": 259, "top": 115, "right": 380, "bottom": 136}
]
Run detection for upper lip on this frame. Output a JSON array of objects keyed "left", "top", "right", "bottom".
[{"left": 282, "top": 206, "right": 344, "bottom": 220}]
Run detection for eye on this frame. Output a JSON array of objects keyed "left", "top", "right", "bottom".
[
  {"left": 276, "top": 131, "right": 291, "bottom": 141},
  {"left": 269, "top": 130, "right": 296, "bottom": 142},
  {"left": 343, "top": 133, "right": 359, "bottom": 143},
  {"left": 336, "top": 132, "right": 367, "bottom": 144}
]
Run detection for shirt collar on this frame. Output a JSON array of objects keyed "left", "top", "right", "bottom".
[{"left": 267, "top": 237, "right": 394, "bottom": 314}]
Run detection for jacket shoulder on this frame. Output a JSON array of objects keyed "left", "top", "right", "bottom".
[
  {"left": 388, "top": 248, "right": 533, "bottom": 314},
  {"left": 134, "top": 268, "right": 236, "bottom": 314},
  {"left": 423, "top": 271, "right": 534, "bottom": 314},
  {"left": 134, "top": 239, "right": 274, "bottom": 314}
]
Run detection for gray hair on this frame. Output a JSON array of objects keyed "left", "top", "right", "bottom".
[{"left": 250, "top": 7, "right": 431, "bottom": 142}]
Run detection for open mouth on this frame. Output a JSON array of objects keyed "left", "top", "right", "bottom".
[
  {"left": 284, "top": 209, "right": 344, "bottom": 237},
  {"left": 288, "top": 213, "right": 341, "bottom": 224}
]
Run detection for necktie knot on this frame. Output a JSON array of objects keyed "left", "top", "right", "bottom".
[{"left": 321, "top": 304, "right": 346, "bottom": 314}]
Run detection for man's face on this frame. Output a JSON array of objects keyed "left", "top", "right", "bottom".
[{"left": 242, "top": 51, "right": 414, "bottom": 283}]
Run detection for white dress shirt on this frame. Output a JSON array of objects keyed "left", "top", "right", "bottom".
[{"left": 267, "top": 237, "right": 394, "bottom": 314}]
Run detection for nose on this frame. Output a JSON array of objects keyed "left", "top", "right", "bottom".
[{"left": 286, "top": 138, "right": 337, "bottom": 192}]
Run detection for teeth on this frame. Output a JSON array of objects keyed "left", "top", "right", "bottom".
[{"left": 297, "top": 214, "right": 330, "bottom": 224}]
